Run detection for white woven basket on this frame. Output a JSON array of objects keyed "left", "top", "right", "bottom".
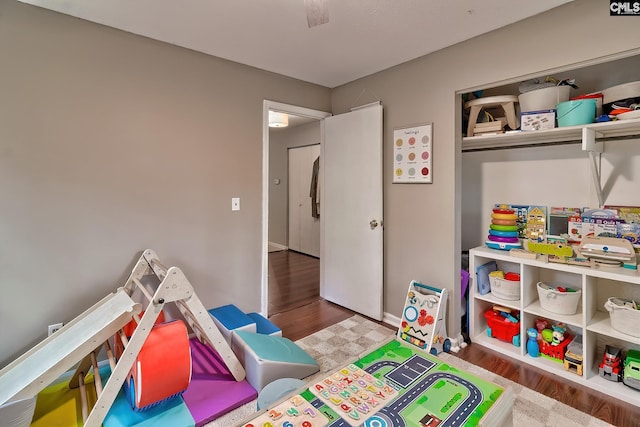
[
  {"left": 489, "top": 276, "right": 520, "bottom": 301},
  {"left": 537, "top": 282, "right": 581, "bottom": 315},
  {"left": 605, "top": 297, "right": 640, "bottom": 337}
]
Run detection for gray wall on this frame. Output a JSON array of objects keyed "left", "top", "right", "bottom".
[
  {"left": 331, "top": 0, "right": 640, "bottom": 334},
  {"left": 0, "top": 0, "right": 330, "bottom": 366},
  {"left": 268, "top": 122, "right": 321, "bottom": 247},
  {"left": 2, "top": 0, "right": 640, "bottom": 368}
]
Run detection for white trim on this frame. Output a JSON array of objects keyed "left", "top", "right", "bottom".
[
  {"left": 383, "top": 312, "right": 401, "bottom": 329},
  {"left": 268, "top": 242, "right": 288, "bottom": 252},
  {"left": 261, "top": 100, "right": 331, "bottom": 317}
]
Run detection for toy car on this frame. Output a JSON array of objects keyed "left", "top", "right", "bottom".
[
  {"left": 599, "top": 345, "right": 623, "bottom": 382},
  {"left": 623, "top": 349, "right": 640, "bottom": 390}
]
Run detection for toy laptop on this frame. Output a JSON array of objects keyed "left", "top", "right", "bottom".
[{"left": 398, "top": 280, "right": 451, "bottom": 355}]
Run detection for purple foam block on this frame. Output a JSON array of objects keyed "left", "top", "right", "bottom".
[{"left": 182, "top": 338, "right": 257, "bottom": 427}]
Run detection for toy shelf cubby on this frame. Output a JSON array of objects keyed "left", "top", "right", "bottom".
[{"left": 469, "top": 245, "right": 640, "bottom": 407}]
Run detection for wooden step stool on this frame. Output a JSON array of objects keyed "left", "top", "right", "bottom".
[{"left": 465, "top": 95, "right": 519, "bottom": 137}]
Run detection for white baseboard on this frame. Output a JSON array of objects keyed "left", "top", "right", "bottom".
[
  {"left": 268, "top": 242, "right": 288, "bottom": 252},
  {"left": 383, "top": 312, "right": 401, "bottom": 329}
]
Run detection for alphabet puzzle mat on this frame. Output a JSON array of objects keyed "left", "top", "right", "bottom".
[{"left": 242, "top": 339, "right": 512, "bottom": 427}]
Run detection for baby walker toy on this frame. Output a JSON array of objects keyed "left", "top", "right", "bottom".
[{"left": 398, "top": 280, "right": 451, "bottom": 355}]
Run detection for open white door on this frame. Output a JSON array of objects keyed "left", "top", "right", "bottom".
[{"left": 321, "top": 102, "right": 383, "bottom": 320}]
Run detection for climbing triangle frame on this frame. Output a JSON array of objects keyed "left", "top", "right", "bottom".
[{"left": 0, "top": 249, "right": 245, "bottom": 427}]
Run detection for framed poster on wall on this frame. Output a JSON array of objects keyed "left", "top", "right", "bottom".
[{"left": 393, "top": 123, "right": 433, "bottom": 183}]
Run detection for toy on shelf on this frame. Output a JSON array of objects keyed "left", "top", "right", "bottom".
[
  {"left": 577, "top": 236, "right": 637, "bottom": 270},
  {"left": 398, "top": 280, "right": 452, "bottom": 355},
  {"left": 525, "top": 206, "right": 547, "bottom": 242},
  {"left": 526, "top": 328, "right": 540, "bottom": 357},
  {"left": 536, "top": 320, "right": 572, "bottom": 361},
  {"left": 623, "top": 349, "right": 640, "bottom": 390},
  {"left": 525, "top": 239, "right": 574, "bottom": 258},
  {"left": 484, "top": 306, "right": 520, "bottom": 347},
  {"left": 564, "top": 335, "right": 583, "bottom": 376},
  {"left": 599, "top": 345, "right": 623, "bottom": 382},
  {"left": 486, "top": 206, "right": 522, "bottom": 251},
  {"left": 551, "top": 324, "right": 567, "bottom": 346}
]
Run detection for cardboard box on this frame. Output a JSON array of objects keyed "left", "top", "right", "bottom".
[{"left": 521, "top": 110, "right": 556, "bottom": 131}]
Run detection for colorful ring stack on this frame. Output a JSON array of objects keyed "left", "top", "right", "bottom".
[{"left": 486, "top": 207, "right": 522, "bottom": 250}]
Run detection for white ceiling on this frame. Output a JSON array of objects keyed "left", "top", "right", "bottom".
[{"left": 19, "top": 0, "right": 572, "bottom": 88}]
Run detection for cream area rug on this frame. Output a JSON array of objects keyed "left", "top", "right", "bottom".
[{"left": 206, "top": 315, "right": 613, "bottom": 427}]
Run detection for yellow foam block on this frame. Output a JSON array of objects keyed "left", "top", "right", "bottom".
[{"left": 31, "top": 369, "right": 103, "bottom": 427}]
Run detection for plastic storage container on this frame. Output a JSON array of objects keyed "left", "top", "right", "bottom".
[
  {"left": 537, "top": 282, "right": 581, "bottom": 315},
  {"left": 519, "top": 85, "right": 570, "bottom": 113},
  {"left": 605, "top": 297, "right": 640, "bottom": 337},
  {"left": 556, "top": 99, "right": 596, "bottom": 127}
]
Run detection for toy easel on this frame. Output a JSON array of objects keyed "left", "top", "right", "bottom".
[
  {"left": 0, "top": 249, "right": 245, "bottom": 427},
  {"left": 397, "top": 280, "right": 451, "bottom": 355}
]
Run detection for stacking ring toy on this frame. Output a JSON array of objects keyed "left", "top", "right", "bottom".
[
  {"left": 490, "top": 224, "right": 518, "bottom": 231},
  {"left": 489, "top": 229, "right": 519, "bottom": 237},
  {"left": 491, "top": 212, "right": 518, "bottom": 220},
  {"left": 487, "top": 235, "right": 519, "bottom": 243},
  {"left": 491, "top": 218, "right": 517, "bottom": 226},
  {"left": 493, "top": 208, "right": 515, "bottom": 214}
]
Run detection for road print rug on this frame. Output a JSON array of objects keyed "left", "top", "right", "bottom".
[{"left": 206, "top": 315, "right": 613, "bottom": 427}]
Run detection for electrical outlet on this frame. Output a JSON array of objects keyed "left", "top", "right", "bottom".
[{"left": 48, "top": 322, "right": 63, "bottom": 336}]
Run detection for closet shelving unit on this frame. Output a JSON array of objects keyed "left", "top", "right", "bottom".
[
  {"left": 463, "top": 118, "right": 640, "bottom": 207},
  {"left": 469, "top": 245, "right": 640, "bottom": 407}
]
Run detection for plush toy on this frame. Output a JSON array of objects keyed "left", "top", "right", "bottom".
[{"left": 551, "top": 324, "right": 567, "bottom": 346}]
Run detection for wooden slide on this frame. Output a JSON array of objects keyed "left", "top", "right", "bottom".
[{"left": 0, "top": 249, "right": 245, "bottom": 427}]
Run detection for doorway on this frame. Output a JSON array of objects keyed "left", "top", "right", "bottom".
[{"left": 261, "top": 101, "right": 331, "bottom": 316}]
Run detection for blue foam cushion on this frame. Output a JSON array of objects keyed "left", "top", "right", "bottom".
[
  {"left": 246, "top": 312, "right": 281, "bottom": 335},
  {"left": 208, "top": 304, "right": 255, "bottom": 330}
]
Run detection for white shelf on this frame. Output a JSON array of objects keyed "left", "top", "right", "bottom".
[
  {"left": 475, "top": 292, "right": 520, "bottom": 309},
  {"left": 524, "top": 300, "right": 583, "bottom": 328},
  {"left": 471, "top": 246, "right": 640, "bottom": 284},
  {"left": 462, "top": 117, "right": 640, "bottom": 152},
  {"left": 469, "top": 245, "right": 640, "bottom": 408},
  {"left": 587, "top": 311, "right": 640, "bottom": 345}
]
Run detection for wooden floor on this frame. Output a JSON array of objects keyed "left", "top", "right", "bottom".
[{"left": 266, "top": 250, "right": 640, "bottom": 426}]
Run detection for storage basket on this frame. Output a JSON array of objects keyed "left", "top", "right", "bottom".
[
  {"left": 537, "top": 282, "right": 581, "bottom": 315},
  {"left": 605, "top": 297, "right": 640, "bottom": 337},
  {"left": 490, "top": 276, "right": 520, "bottom": 301}
]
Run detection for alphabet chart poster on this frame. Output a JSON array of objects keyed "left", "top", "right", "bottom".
[{"left": 393, "top": 123, "right": 433, "bottom": 183}]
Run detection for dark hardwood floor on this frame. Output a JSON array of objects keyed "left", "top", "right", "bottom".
[
  {"left": 266, "top": 250, "right": 640, "bottom": 426},
  {"left": 268, "top": 249, "right": 321, "bottom": 315}
]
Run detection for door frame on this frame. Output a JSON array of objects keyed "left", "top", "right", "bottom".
[{"left": 261, "top": 100, "right": 331, "bottom": 316}]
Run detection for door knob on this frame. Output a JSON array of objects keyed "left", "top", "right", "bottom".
[{"left": 370, "top": 219, "right": 379, "bottom": 230}]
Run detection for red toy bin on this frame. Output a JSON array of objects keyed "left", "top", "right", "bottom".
[{"left": 484, "top": 309, "right": 521, "bottom": 346}]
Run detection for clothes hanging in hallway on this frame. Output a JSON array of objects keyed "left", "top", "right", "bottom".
[{"left": 310, "top": 156, "right": 320, "bottom": 218}]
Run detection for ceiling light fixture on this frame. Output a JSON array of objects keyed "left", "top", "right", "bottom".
[{"left": 269, "top": 111, "right": 289, "bottom": 128}]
